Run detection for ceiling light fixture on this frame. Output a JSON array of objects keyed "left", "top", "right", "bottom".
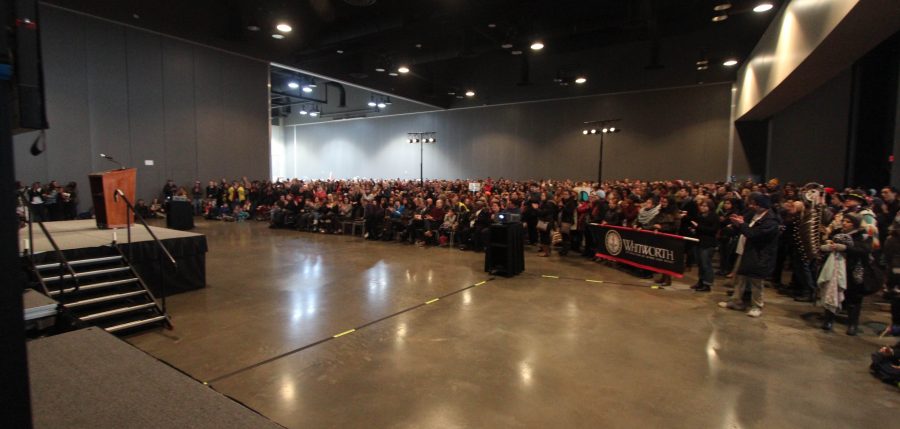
[
  {"left": 308, "top": 81, "right": 317, "bottom": 88},
  {"left": 377, "top": 101, "right": 386, "bottom": 108},
  {"left": 288, "top": 81, "right": 299, "bottom": 89},
  {"left": 582, "top": 130, "right": 589, "bottom": 135},
  {"left": 753, "top": 2, "right": 774, "bottom": 13},
  {"left": 368, "top": 96, "right": 377, "bottom": 107},
  {"left": 511, "top": 50, "right": 523, "bottom": 55},
  {"left": 276, "top": 23, "right": 292, "bottom": 33},
  {"left": 487, "top": 23, "right": 496, "bottom": 28},
  {"left": 299, "top": 105, "right": 308, "bottom": 115},
  {"left": 501, "top": 43, "right": 513, "bottom": 49},
  {"left": 384, "top": 97, "right": 392, "bottom": 105},
  {"left": 271, "top": 34, "right": 285, "bottom": 39},
  {"left": 246, "top": 25, "right": 260, "bottom": 31},
  {"left": 712, "top": 14, "right": 728, "bottom": 22},
  {"left": 530, "top": 41, "right": 544, "bottom": 51},
  {"left": 375, "top": 67, "right": 385, "bottom": 72},
  {"left": 723, "top": 58, "right": 739, "bottom": 67},
  {"left": 336, "top": 50, "right": 344, "bottom": 54},
  {"left": 447, "top": 91, "right": 456, "bottom": 95},
  {"left": 302, "top": 86, "right": 313, "bottom": 93},
  {"left": 575, "top": 76, "right": 587, "bottom": 84},
  {"left": 465, "top": 90, "right": 475, "bottom": 97},
  {"left": 398, "top": 66, "right": 410, "bottom": 74},
  {"left": 388, "top": 72, "right": 399, "bottom": 76},
  {"left": 309, "top": 107, "right": 319, "bottom": 117},
  {"left": 713, "top": 3, "right": 732, "bottom": 11}
]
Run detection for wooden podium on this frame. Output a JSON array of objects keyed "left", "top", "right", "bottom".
[{"left": 89, "top": 168, "right": 136, "bottom": 229}]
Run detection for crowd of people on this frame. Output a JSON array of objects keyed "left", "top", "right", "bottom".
[{"left": 141, "top": 176, "right": 898, "bottom": 337}]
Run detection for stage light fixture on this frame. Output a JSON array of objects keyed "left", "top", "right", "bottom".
[
  {"left": 398, "top": 66, "right": 410, "bottom": 74},
  {"left": 590, "top": 129, "right": 597, "bottom": 134},
  {"left": 377, "top": 101, "right": 386, "bottom": 108},
  {"left": 336, "top": 50, "right": 344, "bottom": 54},
  {"left": 723, "top": 58, "right": 739, "bottom": 67},
  {"left": 408, "top": 138, "right": 414, "bottom": 143},
  {"left": 388, "top": 72, "right": 399, "bottom": 76},
  {"left": 511, "top": 50, "right": 523, "bottom": 55},
  {"left": 375, "top": 67, "right": 386, "bottom": 72},
  {"left": 713, "top": 3, "right": 732, "bottom": 11},
  {"left": 501, "top": 43, "right": 513, "bottom": 49},
  {"left": 575, "top": 76, "right": 587, "bottom": 84},
  {"left": 368, "top": 95, "right": 377, "bottom": 107},
  {"left": 609, "top": 127, "right": 617, "bottom": 133},
  {"left": 712, "top": 14, "right": 728, "bottom": 22},
  {"left": 465, "top": 90, "right": 475, "bottom": 97},
  {"left": 276, "top": 23, "right": 292, "bottom": 33},
  {"left": 753, "top": 2, "right": 774, "bottom": 13},
  {"left": 288, "top": 81, "right": 299, "bottom": 89},
  {"left": 582, "top": 130, "right": 589, "bottom": 135},
  {"left": 247, "top": 25, "right": 260, "bottom": 32},
  {"left": 309, "top": 107, "right": 319, "bottom": 117},
  {"left": 602, "top": 128, "right": 609, "bottom": 133},
  {"left": 272, "top": 34, "right": 285, "bottom": 39},
  {"left": 530, "top": 41, "right": 544, "bottom": 51},
  {"left": 302, "top": 86, "right": 313, "bottom": 93}
]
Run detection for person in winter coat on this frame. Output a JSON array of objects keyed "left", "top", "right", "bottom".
[
  {"left": 690, "top": 199, "right": 720, "bottom": 292},
  {"left": 818, "top": 212, "right": 873, "bottom": 335},
  {"left": 719, "top": 193, "right": 781, "bottom": 318}
]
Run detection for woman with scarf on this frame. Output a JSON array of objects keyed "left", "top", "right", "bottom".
[{"left": 818, "top": 212, "right": 873, "bottom": 335}]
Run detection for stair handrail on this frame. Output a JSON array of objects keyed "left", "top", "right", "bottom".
[
  {"left": 19, "top": 190, "right": 80, "bottom": 297},
  {"left": 114, "top": 189, "right": 176, "bottom": 314}
]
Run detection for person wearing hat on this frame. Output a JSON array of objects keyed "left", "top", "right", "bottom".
[
  {"left": 837, "top": 190, "right": 880, "bottom": 250},
  {"left": 719, "top": 192, "right": 781, "bottom": 318},
  {"left": 817, "top": 212, "right": 874, "bottom": 335}
]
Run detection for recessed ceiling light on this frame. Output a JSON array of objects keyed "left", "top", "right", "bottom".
[
  {"left": 465, "top": 90, "right": 475, "bottom": 97},
  {"left": 415, "top": 43, "right": 422, "bottom": 48},
  {"left": 247, "top": 25, "right": 260, "bottom": 31},
  {"left": 302, "top": 86, "right": 313, "bottom": 93},
  {"left": 713, "top": 3, "right": 732, "bottom": 11},
  {"left": 377, "top": 102, "right": 386, "bottom": 108},
  {"left": 712, "top": 14, "right": 728, "bottom": 22},
  {"left": 530, "top": 41, "right": 544, "bottom": 51},
  {"left": 288, "top": 81, "right": 299, "bottom": 89},
  {"left": 456, "top": 95, "right": 464, "bottom": 99},
  {"left": 375, "top": 67, "right": 385, "bottom": 72},
  {"left": 753, "top": 3, "right": 774, "bottom": 13},
  {"left": 511, "top": 50, "right": 523, "bottom": 55},
  {"left": 309, "top": 111, "right": 319, "bottom": 117},
  {"left": 388, "top": 72, "right": 398, "bottom": 76},
  {"left": 132, "top": 13, "right": 140, "bottom": 19},
  {"left": 447, "top": 91, "right": 456, "bottom": 95},
  {"left": 276, "top": 23, "right": 292, "bottom": 33},
  {"left": 336, "top": 50, "right": 344, "bottom": 54},
  {"left": 398, "top": 66, "right": 410, "bottom": 74},
  {"left": 723, "top": 58, "right": 739, "bottom": 67},
  {"left": 575, "top": 77, "right": 587, "bottom": 84},
  {"left": 271, "top": 34, "right": 285, "bottom": 39},
  {"left": 501, "top": 43, "right": 513, "bottom": 49},
  {"left": 487, "top": 23, "right": 496, "bottom": 28}
]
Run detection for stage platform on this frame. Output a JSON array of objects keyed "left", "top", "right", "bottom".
[
  {"left": 28, "top": 328, "right": 284, "bottom": 429},
  {"left": 21, "top": 220, "right": 207, "bottom": 296}
]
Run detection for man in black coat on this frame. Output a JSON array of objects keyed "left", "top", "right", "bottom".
[{"left": 719, "top": 193, "right": 781, "bottom": 317}]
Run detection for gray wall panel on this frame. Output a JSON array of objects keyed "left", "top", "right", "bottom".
[
  {"left": 280, "top": 84, "right": 732, "bottom": 182},
  {"left": 194, "top": 47, "right": 224, "bottom": 183},
  {"left": 161, "top": 40, "right": 197, "bottom": 188},
  {"left": 126, "top": 29, "right": 166, "bottom": 201},
  {"left": 85, "top": 19, "right": 130, "bottom": 173},
  {"left": 14, "top": 5, "right": 270, "bottom": 203}
]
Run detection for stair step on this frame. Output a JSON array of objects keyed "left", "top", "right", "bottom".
[
  {"left": 63, "top": 290, "right": 147, "bottom": 308},
  {"left": 35, "top": 255, "right": 122, "bottom": 271},
  {"left": 104, "top": 315, "right": 167, "bottom": 333},
  {"left": 49, "top": 278, "right": 139, "bottom": 296},
  {"left": 79, "top": 303, "right": 158, "bottom": 322},
  {"left": 42, "top": 267, "right": 131, "bottom": 283}
]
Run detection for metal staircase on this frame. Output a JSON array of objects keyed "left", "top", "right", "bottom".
[{"left": 32, "top": 246, "right": 170, "bottom": 334}]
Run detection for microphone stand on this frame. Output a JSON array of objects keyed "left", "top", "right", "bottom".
[{"left": 99, "top": 154, "right": 126, "bottom": 170}]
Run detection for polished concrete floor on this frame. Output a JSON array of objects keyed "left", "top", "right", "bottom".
[{"left": 127, "top": 219, "right": 899, "bottom": 428}]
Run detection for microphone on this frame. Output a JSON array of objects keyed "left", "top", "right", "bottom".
[{"left": 99, "top": 153, "right": 125, "bottom": 169}]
